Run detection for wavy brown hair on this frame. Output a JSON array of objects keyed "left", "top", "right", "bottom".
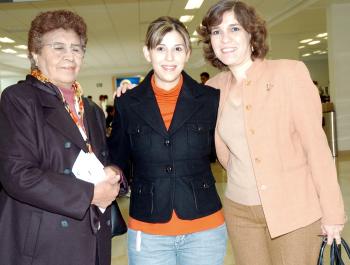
[
  {"left": 198, "top": 0, "right": 268, "bottom": 70},
  {"left": 28, "top": 10, "right": 87, "bottom": 70}
]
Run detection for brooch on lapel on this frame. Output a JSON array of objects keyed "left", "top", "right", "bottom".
[{"left": 266, "top": 83, "right": 274, "bottom": 91}]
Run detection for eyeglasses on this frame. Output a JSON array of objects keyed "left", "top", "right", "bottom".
[{"left": 43, "top": 42, "right": 86, "bottom": 58}]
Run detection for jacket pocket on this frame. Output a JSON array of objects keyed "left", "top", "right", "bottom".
[
  {"left": 128, "top": 125, "right": 152, "bottom": 152},
  {"left": 190, "top": 176, "right": 220, "bottom": 213},
  {"left": 23, "top": 211, "right": 42, "bottom": 257},
  {"left": 130, "top": 179, "right": 155, "bottom": 216},
  {"left": 187, "top": 122, "right": 212, "bottom": 152}
]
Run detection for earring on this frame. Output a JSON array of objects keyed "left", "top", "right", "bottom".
[{"left": 251, "top": 45, "right": 254, "bottom": 53}]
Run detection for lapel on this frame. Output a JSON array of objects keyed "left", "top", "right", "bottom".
[
  {"left": 30, "top": 76, "right": 89, "bottom": 152},
  {"left": 129, "top": 71, "right": 168, "bottom": 137},
  {"left": 244, "top": 59, "right": 271, "bottom": 126},
  {"left": 82, "top": 98, "right": 103, "bottom": 154},
  {"left": 129, "top": 71, "right": 206, "bottom": 137},
  {"left": 168, "top": 72, "right": 205, "bottom": 135}
]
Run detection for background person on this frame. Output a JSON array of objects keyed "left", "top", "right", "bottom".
[
  {"left": 198, "top": 1, "right": 346, "bottom": 264},
  {"left": 0, "top": 10, "right": 121, "bottom": 265},
  {"left": 200, "top": 71, "right": 210, "bottom": 84},
  {"left": 109, "top": 16, "right": 227, "bottom": 265}
]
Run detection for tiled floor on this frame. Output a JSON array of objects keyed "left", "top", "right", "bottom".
[{"left": 111, "top": 151, "right": 350, "bottom": 265}]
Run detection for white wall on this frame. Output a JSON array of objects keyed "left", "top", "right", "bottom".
[{"left": 78, "top": 74, "right": 116, "bottom": 105}]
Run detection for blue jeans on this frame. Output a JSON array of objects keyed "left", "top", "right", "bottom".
[{"left": 127, "top": 224, "right": 227, "bottom": 265}]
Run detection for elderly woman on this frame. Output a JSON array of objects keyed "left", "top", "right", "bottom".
[
  {"left": 0, "top": 10, "right": 121, "bottom": 265},
  {"left": 197, "top": 0, "right": 346, "bottom": 264}
]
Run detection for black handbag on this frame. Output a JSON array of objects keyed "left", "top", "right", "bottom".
[
  {"left": 318, "top": 237, "right": 350, "bottom": 265},
  {"left": 110, "top": 200, "right": 127, "bottom": 237}
]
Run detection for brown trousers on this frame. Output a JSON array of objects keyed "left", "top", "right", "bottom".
[{"left": 224, "top": 197, "right": 322, "bottom": 265}]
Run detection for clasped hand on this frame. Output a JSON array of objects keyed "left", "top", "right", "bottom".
[{"left": 91, "top": 166, "right": 122, "bottom": 209}]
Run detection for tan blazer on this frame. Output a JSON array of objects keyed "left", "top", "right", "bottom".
[{"left": 207, "top": 59, "right": 346, "bottom": 238}]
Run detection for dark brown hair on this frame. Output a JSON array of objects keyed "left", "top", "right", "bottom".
[
  {"left": 198, "top": 0, "right": 268, "bottom": 70},
  {"left": 145, "top": 16, "right": 191, "bottom": 52},
  {"left": 28, "top": 10, "right": 87, "bottom": 69}
]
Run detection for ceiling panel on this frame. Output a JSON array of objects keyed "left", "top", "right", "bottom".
[{"left": 0, "top": 0, "right": 341, "bottom": 78}]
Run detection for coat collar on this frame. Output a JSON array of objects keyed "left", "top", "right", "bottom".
[
  {"left": 128, "top": 70, "right": 207, "bottom": 136},
  {"left": 26, "top": 76, "right": 89, "bottom": 152}
]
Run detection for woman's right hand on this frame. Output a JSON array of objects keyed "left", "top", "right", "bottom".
[
  {"left": 114, "top": 83, "right": 136, "bottom": 98},
  {"left": 321, "top": 224, "right": 344, "bottom": 245},
  {"left": 91, "top": 174, "right": 120, "bottom": 209}
]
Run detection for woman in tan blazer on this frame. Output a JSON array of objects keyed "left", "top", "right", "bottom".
[{"left": 198, "top": 1, "right": 346, "bottom": 264}]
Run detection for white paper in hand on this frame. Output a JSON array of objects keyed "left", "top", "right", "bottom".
[{"left": 72, "top": 150, "right": 107, "bottom": 212}]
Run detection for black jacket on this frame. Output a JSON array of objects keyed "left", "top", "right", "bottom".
[
  {"left": 0, "top": 76, "right": 111, "bottom": 265},
  {"left": 109, "top": 71, "right": 221, "bottom": 223}
]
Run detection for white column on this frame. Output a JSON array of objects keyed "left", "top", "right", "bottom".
[{"left": 327, "top": 2, "right": 350, "bottom": 151}]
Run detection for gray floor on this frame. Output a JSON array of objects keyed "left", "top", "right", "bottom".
[{"left": 111, "top": 152, "right": 350, "bottom": 265}]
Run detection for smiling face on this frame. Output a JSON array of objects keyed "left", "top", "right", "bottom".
[
  {"left": 32, "top": 28, "right": 83, "bottom": 89},
  {"left": 143, "top": 30, "right": 190, "bottom": 90},
  {"left": 210, "top": 11, "right": 252, "bottom": 72}
]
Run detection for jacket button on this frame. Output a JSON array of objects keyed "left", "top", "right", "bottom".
[
  {"left": 255, "top": 158, "right": 261, "bottom": 164},
  {"left": 260, "top": 185, "right": 267, "bottom": 191},
  {"left": 245, "top": 105, "right": 252, "bottom": 111},
  {"left": 64, "top": 141, "right": 71, "bottom": 149},
  {"left": 164, "top": 139, "right": 171, "bottom": 146},
  {"left": 203, "top": 183, "right": 210, "bottom": 189},
  {"left": 165, "top": 165, "right": 173, "bottom": 173},
  {"left": 106, "top": 220, "right": 111, "bottom": 226},
  {"left": 101, "top": 151, "right": 107, "bottom": 157},
  {"left": 63, "top": 168, "right": 71, "bottom": 175},
  {"left": 250, "top": 129, "right": 255, "bottom": 135},
  {"left": 61, "top": 220, "right": 69, "bottom": 228}
]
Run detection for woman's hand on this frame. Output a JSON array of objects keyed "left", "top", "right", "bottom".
[
  {"left": 321, "top": 224, "right": 344, "bottom": 245},
  {"left": 91, "top": 166, "right": 121, "bottom": 209},
  {"left": 114, "top": 83, "right": 136, "bottom": 98}
]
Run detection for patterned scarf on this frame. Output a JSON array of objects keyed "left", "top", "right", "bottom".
[{"left": 31, "top": 69, "right": 92, "bottom": 152}]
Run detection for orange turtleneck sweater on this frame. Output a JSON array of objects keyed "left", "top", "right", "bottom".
[{"left": 128, "top": 74, "right": 224, "bottom": 235}]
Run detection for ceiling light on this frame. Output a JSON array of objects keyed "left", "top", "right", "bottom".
[
  {"left": 14, "top": 45, "right": 27, "bottom": 50},
  {"left": 316, "top": 32, "right": 327, "bottom": 38},
  {"left": 185, "top": 0, "right": 204, "bottom": 9},
  {"left": 190, "top": 37, "right": 199, "bottom": 42},
  {"left": 324, "top": 36, "right": 328, "bottom": 40},
  {"left": 320, "top": 51, "right": 327, "bottom": 54},
  {"left": 0, "top": 37, "right": 15, "bottom": 43},
  {"left": 313, "top": 50, "right": 321, "bottom": 54},
  {"left": 180, "top": 15, "right": 194, "bottom": 23},
  {"left": 299, "top": 38, "right": 313, "bottom": 44},
  {"left": 17, "top": 54, "right": 28, "bottom": 58},
  {"left": 302, "top": 53, "right": 311, "bottom": 57},
  {"left": 1, "top": 49, "right": 17, "bottom": 54},
  {"left": 193, "top": 30, "right": 198, "bottom": 36},
  {"left": 308, "top": 40, "right": 320, "bottom": 45},
  {"left": 298, "top": 45, "right": 305, "bottom": 49}
]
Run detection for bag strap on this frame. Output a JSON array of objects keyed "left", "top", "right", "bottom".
[{"left": 318, "top": 237, "right": 350, "bottom": 265}]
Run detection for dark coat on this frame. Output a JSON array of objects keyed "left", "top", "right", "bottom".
[
  {"left": 0, "top": 76, "right": 111, "bottom": 265},
  {"left": 109, "top": 71, "right": 222, "bottom": 223}
]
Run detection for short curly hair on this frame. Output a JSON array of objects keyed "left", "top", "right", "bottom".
[
  {"left": 28, "top": 10, "right": 87, "bottom": 70},
  {"left": 197, "top": 0, "right": 268, "bottom": 70}
]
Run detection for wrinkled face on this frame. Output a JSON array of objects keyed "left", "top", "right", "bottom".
[
  {"left": 210, "top": 11, "right": 252, "bottom": 71},
  {"left": 32, "top": 28, "right": 84, "bottom": 89},
  {"left": 143, "top": 30, "right": 190, "bottom": 90}
]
